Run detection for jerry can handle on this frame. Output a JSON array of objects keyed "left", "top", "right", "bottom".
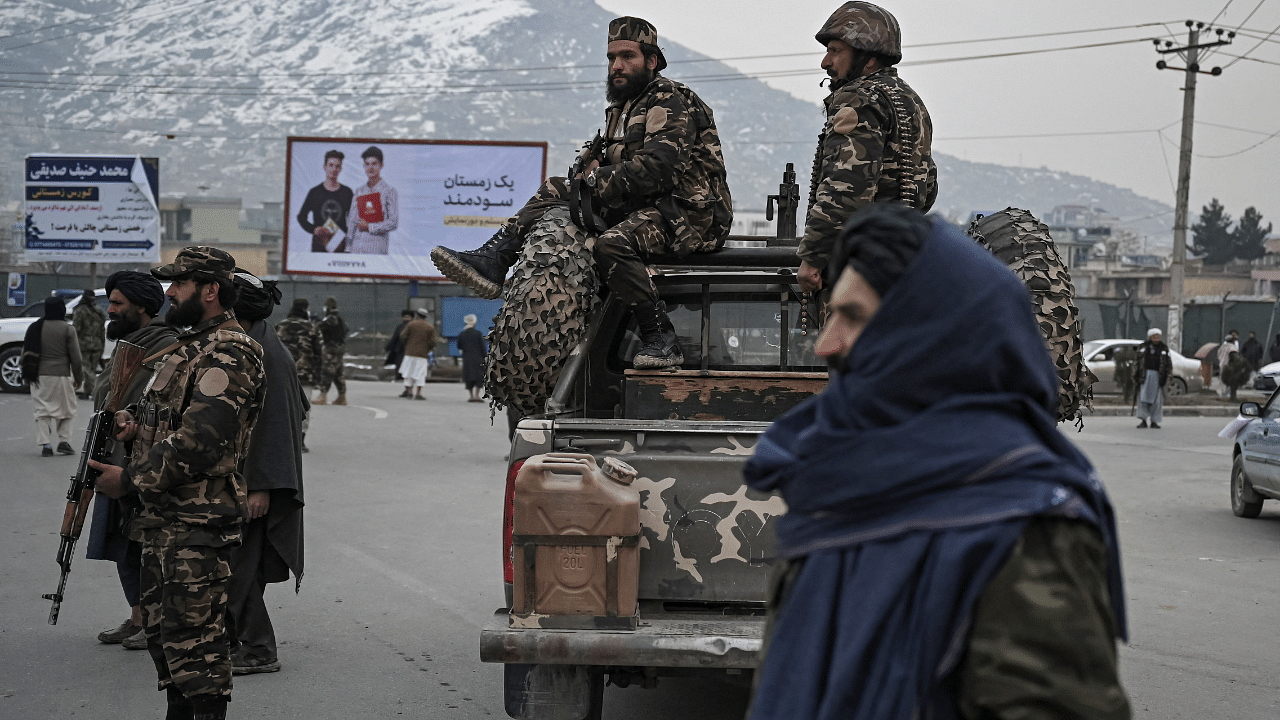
[{"left": 516, "top": 453, "right": 600, "bottom": 493}]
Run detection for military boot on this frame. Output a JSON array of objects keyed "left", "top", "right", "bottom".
[
  {"left": 631, "top": 302, "right": 684, "bottom": 369},
  {"left": 334, "top": 392, "right": 347, "bottom": 406},
  {"left": 430, "top": 226, "right": 523, "bottom": 300},
  {"left": 313, "top": 391, "right": 328, "bottom": 406},
  {"left": 164, "top": 687, "right": 192, "bottom": 720},
  {"left": 190, "top": 696, "right": 228, "bottom": 720}
]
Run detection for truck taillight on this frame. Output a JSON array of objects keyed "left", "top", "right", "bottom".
[{"left": 502, "top": 459, "right": 525, "bottom": 585}]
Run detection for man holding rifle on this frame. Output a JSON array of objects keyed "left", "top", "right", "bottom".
[
  {"left": 84, "top": 271, "right": 175, "bottom": 650},
  {"left": 431, "top": 16, "right": 732, "bottom": 369},
  {"left": 90, "top": 247, "right": 266, "bottom": 720}
]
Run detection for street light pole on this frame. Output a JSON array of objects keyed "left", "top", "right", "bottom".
[{"left": 1155, "top": 21, "right": 1232, "bottom": 354}]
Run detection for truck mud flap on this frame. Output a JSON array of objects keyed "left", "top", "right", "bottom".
[{"left": 504, "top": 663, "right": 603, "bottom": 720}]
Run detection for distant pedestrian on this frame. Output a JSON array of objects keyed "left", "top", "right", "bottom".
[
  {"left": 1214, "top": 333, "right": 1239, "bottom": 397},
  {"left": 1113, "top": 344, "right": 1138, "bottom": 406},
  {"left": 398, "top": 308, "right": 437, "bottom": 400},
  {"left": 1269, "top": 334, "right": 1280, "bottom": 364},
  {"left": 23, "top": 297, "right": 83, "bottom": 456},
  {"left": 457, "top": 313, "right": 485, "bottom": 402},
  {"left": 1241, "top": 331, "right": 1264, "bottom": 370},
  {"left": 1134, "top": 327, "right": 1171, "bottom": 429},
  {"left": 72, "top": 288, "right": 106, "bottom": 399},
  {"left": 384, "top": 309, "right": 414, "bottom": 380},
  {"left": 276, "top": 299, "right": 322, "bottom": 386},
  {"left": 314, "top": 297, "right": 347, "bottom": 406},
  {"left": 1221, "top": 351, "right": 1252, "bottom": 402}
]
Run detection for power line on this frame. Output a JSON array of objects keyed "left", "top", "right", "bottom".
[
  {"left": 0, "top": 0, "right": 225, "bottom": 52},
  {"left": 0, "top": 0, "right": 188, "bottom": 42},
  {"left": 1210, "top": 0, "right": 1237, "bottom": 26},
  {"left": 1224, "top": 20, "right": 1280, "bottom": 67}
]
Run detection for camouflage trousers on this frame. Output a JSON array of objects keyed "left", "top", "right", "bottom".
[
  {"left": 316, "top": 343, "right": 345, "bottom": 394},
  {"left": 140, "top": 543, "right": 234, "bottom": 700},
  {"left": 508, "top": 177, "right": 671, "bottom": 306},
  {"left": 294, "top": 354, "right": 317, "bottom": 387}
]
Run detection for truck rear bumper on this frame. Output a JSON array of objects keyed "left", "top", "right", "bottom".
[{"left": 479, "top": 609, "right": 764, "bottom": 669}]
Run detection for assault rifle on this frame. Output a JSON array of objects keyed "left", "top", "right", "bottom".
[
  {"left": 43, "top": 339, "right": 147, "bottom": 625},
  {"left": 568, "top": 131, "right": 608, "bottom": 233}
]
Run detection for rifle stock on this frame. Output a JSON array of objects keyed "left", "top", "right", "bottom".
[
  {"left": 43, "top": 339, "right": 147, "bottom": 625},
  {"left": 568, "top": 131, "right": 608, "bottom": 233}
]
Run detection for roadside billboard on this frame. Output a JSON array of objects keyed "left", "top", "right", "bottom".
[
  {"left": 24, "top": 155, "right": 161, "bottom": 263},
  {"left": 283, "top": 137, "right": 546, "bottom": 280}
]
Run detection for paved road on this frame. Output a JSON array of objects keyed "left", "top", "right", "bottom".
[{"left": 0, "top": 383, "right": 1275, "bottom": 718}]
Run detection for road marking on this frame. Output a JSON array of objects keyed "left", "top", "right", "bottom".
[
  {"left": 326, "top": 542, "right": 479, "bottom": 628},
  {"left": 348, "top": 405, "right": 388, "bottom": 420},
  {"left": 1071, "top": 433, "right": 1230, "bottom": 457}
]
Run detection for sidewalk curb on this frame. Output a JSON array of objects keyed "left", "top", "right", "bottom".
[{"left": 1088, "top": 406, "right": 1237, "bottom": 417}]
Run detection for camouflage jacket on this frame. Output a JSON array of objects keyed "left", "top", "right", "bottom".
[
  {"left": 798, "top": 67, "right": 938, "bottom": 269},
  {"left": 122, "top": 310, "right": 266, "bottom": 548},
  {"left": 591, "top": 75, "right": 733, "bottom": 255},
  {"left": 318, "top": 310, "right": 347, "bottom": 347},
  {"left": 276, "top": 314, "right": 322, "bottom": 367},
  {"left": 72, "top": 300, "right": 106, "bottom": 354}
]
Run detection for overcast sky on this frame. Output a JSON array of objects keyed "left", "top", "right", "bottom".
[{"left": 597, "top": 0, "right": 1280, "bottom": 229}]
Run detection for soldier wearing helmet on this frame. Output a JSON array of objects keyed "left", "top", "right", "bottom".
[{"left": 796, "top": 2, "right": 938, "bottom": 293}]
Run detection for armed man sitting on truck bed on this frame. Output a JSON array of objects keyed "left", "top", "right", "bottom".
[
  {"left": 431, "top": 16, "right": 732, "bottom": 370},
  {"left": 797, "top": 1, "right": 938, "bottom": 294}
]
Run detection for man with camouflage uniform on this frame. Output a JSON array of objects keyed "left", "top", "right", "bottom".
[
  {"left": 432, "top": 16, "right": 732, "bottom": 368},
  {"left": 276, "top": 298, "right": 322, "bottom": 386},
  {"left": 73, "top": 287, "right": 107, "bottom": 398},
  {"left": 796, "top": 2, "right": 937, "bottom": 294},
  {"left": 90, "top": 247, "right": 266, "bottom": 720},
  {"left": 313, "top": 296, "right": 347, "bottom": 406}
]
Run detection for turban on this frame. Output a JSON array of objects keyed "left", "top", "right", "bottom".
[
  {"left": 105, "top": 271, "right": 165, "bottom": 317},
  {"left": 826, "top": 203, "right": 930, "bottom": 299},
  {"left": 233, "top": 271, "right": 282, "bottom": 323}
]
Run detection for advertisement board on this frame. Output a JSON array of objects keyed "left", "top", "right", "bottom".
[
  {"left": 283, "top": 137, "right": 546, "bottom": 280},
  {"left": 24, "top": 155, "right": 161, "bottom": 263}
]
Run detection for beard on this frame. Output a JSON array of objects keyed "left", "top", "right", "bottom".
[
  {"left": 606, "top": 66, "right": 654, "bottom": 104},
  {"left": 106, "top": 307, "right": 144, "bottom": 340},
  {"left": 165, "top": 292, "right": 205, "bottom": 328}
]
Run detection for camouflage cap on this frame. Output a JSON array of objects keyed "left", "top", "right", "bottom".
[
  {"left": 815, "top": 2, "right": 902, "bottom": 64},
  {"left": 609, "top": 16, "right": 666, "bottom": 71},
  {"left": 151, "top": 245, "right": 237, "bottom": 281}
]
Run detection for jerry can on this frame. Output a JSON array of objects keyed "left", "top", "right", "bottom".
[{"left": 510, "top": 453, "right": 640, "bottom": 630}]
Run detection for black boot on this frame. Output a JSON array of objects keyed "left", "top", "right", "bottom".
[
  {"left": 190, "top": 696, "right": 228, "bottom": 720},
  {"left": 430, "top": 226, "right": 523, "bottom": 299},
  {"left": 165, "top": 687, "right": 192, "bottom": 720},
  {"left": 632, "top": 302, "right": 684, "bottom": 369}
]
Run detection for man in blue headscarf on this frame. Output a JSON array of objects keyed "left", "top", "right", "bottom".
[{"left": 744, "top": 204, "right": 1130, "bottom": 720}]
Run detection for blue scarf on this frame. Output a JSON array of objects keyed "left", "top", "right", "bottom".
[{"left": 745, "top": 218, "right": 1124, "bottom": 719}]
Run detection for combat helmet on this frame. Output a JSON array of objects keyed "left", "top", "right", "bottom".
[{"left": 815, "top": 2, "right": 902, "bottom": 65}]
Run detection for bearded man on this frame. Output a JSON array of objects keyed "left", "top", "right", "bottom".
[
  {"left": 796, "top": 2, "right": 938, "bottom": 294},
  {"left": 90, "top": 247, "right": 266, "bottom": 720},
  {"left": 85, "top": 271, "right": 176, "bottom": 651},
  {"left": 432, "top": 16, "right": 732, "bottom": 369}
]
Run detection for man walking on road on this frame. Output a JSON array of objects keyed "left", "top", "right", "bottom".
[
  {"left": 314, "top": 296, "right": 347, "bottom": 406},
  {"left": 398, "top": 308, "right": 438, "bottom": 400},
  {"left": 90, "top": 247, "right": 266, "bottom": 720},
  {"left": 744, "top": 205, "right": 1129, "bottom": 720},
  {"left": 796, "top": 2, "right": 937, "bottom": 294}
]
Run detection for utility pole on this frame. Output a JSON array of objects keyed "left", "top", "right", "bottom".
[{"left": 1154, "top": 21, "right": 1233, "bottom": 354}]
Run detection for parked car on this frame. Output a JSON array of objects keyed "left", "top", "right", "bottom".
[
  {"left": 1231, "top": 393, "right": 1280, "bottom": 517},
  {"left": 1252, "top": 361, "right": 1280, "bottom": 391},
  {"left": 1082, "top": 339, "right": 1202, "bottom": 396},
  {"left": 0, "top": 290, "right": 113, "bottom": 393}
]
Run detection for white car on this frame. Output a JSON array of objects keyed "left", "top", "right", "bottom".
[
  {"left": 0, "top": 290, "right": 114, "bottom": 393},
  {"left": 1083, "top": 339, "right": 1203, "bottom": 396}
]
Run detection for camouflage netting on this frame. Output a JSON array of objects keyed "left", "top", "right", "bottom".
[
  {"left": 966, "top": 208, "right": 1096, "bottom": 427},
  {"left": 485, "top": 207, "right": 600, "bottom": 418}
]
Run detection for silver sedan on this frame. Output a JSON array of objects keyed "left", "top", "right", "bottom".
[{"left": 1083, "top": 339, "right": 1203, "bottom": 396}]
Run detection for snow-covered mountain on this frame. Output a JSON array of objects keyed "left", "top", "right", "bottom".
[{"left": 1, "top": 0, "right": 1172, "bottom": 242}]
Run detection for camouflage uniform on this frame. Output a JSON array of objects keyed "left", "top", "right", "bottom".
[
  {"left": 73, "top": 295, "right": 106, "bottom": 395},
  {"left": 490, "top": 22, "right": 731, "bottom": 307},
  {"left": 117, "top": 249, "right": 266, "bottom": 705},
  {"left": 276, "top": 313, "right": 322, "bottom": 386},
  {"left": 799, "top": 3, "right": 938, "bottom": 272},
  {"left": 315, "top": 305, "right": 346, "bottom": 396}
]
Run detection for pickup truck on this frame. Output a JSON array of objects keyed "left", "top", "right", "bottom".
[{"left": 479, "top": 238, "right": 824, "bottom": 719}]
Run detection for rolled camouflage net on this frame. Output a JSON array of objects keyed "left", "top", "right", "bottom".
[
  {"left": 485, "top": 207, "right": 600, "bottom": 418},
  {"left": 966, "top": 208, "right": 1096, "bottom": 427}
]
